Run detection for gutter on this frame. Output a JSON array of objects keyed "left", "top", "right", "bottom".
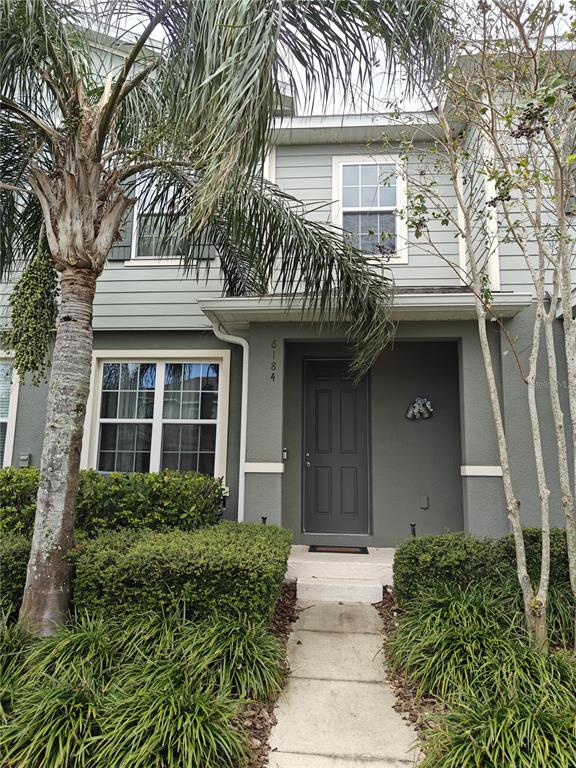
[{"left": 210, "top": 322, "right": 248, "bottom": 523}]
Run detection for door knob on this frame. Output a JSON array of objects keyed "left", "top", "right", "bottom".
[{"left": 305, "top": 460, "right": 311, "bottom": 468}]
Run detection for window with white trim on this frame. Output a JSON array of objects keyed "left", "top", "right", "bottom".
[
  {"left": 0, "top": 362, "right": 13, "bottom": 465},
  {"left": 336, "top": 158, "right": 406, "bottom": 260},
  {"left": 137, "top": 213, "right": 187, "bottom": 260},
  {"left": 97, "top": 361, "right": 220, "bottom": 474}
]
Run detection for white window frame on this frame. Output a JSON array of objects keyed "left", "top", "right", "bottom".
[
  {"left": 126, "top": 178, "right": 184, "bottom": 267},
  {"left": 0, "top": 355, "right": 19, "bottom": 468},
  {"left": 81, "top": 350, "right": 230, "bottom": 485},
  {"left": 332, "top": 155, "right": 408, "bottom": 264}
]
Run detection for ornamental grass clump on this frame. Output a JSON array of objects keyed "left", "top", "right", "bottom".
[
  {"left": 188, "top": 613, "right": 286, "bottom": 699},
  {"left": 419, "top": 691, "right": 576, "bottom": 768},
  {"left": 0, "top": 605, "right": 33, "bottom": 724},
  {"left": 387, "top": 584, "right": 524, "bottom": 700},
  {"left": 1, "top": 671, "right": 101, "bottom": 768},
  {"left": 23, "top": 612, "right": 122, "bottom": 682},
  {"left": 0, "top": 608, "right": 287, "bottom": 767},
  {"left": 87, "top": 669, "right": 248, "bottom": 768},
  {"left": 388, "top": 582, "right": 576, "bottom": 768}
]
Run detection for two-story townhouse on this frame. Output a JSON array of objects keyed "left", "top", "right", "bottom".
[{"left": 1, "top": 110, "right": 571, "bottom": 547}]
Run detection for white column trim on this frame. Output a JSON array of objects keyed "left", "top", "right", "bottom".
[
  {"left": 263, "top": 147, "right": 276, "bottom": 184},
  {"left": 483, "top": 141, "right": 501, "bottom": 291},
  {"left": 244, "top": 462, "right": 285, "bottom": 474},
  {"left": 460, "top": 465, "right": 503, "bottom": 477},
  {"left": 0, "top": 356, "right": 20, "bottom": 468}
]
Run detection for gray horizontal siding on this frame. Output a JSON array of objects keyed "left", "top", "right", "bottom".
[
  {"left": 275, "top": 143, "right": 462, "bottom": 287},
  {"left": 94, "top": 260, "right": 224, "bottom": 330}
]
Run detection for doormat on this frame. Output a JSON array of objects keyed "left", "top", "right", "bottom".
[{"left": 309, "top": 545, "right": 369, "bottom": 555}]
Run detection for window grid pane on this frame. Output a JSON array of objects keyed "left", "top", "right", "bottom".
[
  {"left": 342, "top": 164, "right": 396, "bottom": 211},
  {"left": 98, "top": 423, "right": 152, "bottom": 473},
  {"left": 163, "top": 363, "right": 219, "bottom": 421},
  {"left": 100, "top": 363, "right": 156, "bottom": 420},
  {"left": 137, "top": 214, "right": 185, "bottom": 260},
  {"left": 343, "top": 212, "right": 396, "bottom": 255},
  {"left": 97, "top": 360, "right": 220, "bottom": 476},
  {"left": 0, "top": 363, "right": 12, "bottom": 420},
  {"left": 341, "top": 163, "right": 397, "bottom": 256}
]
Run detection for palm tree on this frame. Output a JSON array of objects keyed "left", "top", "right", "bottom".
[{"left": 0, "top": 0, "right": 447, "bottom": 634}]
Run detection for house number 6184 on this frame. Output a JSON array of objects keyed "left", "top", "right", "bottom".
[{"left": 270, "top": 339, "right": 278, "bottom": 382}]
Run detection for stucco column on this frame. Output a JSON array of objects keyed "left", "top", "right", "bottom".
[
  {"left": 458, "top": 322, "right": 508, "bottom": 537},
  {"left": 243, "top": 324, "right": 285, "bottom": 525}
]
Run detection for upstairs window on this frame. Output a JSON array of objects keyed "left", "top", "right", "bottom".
[
  {"left": 334, "top": 157, "right": 407, "bottom": 262},
  {"left": 137, "top": 213, "right": 187, "bottom": 260}
]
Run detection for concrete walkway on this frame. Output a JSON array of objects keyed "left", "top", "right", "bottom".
[{"left": 268, "top": 602, "right": 420, "bottom": 768}]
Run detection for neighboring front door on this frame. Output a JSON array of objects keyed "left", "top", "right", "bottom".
[{"left": 303, "top": 359, "right": 370, "bottom": 535}]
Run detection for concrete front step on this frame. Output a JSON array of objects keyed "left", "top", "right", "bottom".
[
  {"left": 286, "top": 545, "right": 395, "bottom": 587},
  {"left": 287, "top": 559, "right": 393, "bottom": 583},
  {"left": 297, "top": 576, "right": 384, "bottom": 603}
]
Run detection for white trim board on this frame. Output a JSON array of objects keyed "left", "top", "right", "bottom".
[
  {"left": 0, "top": 355, "right": 19, "bottom": 468},
  {"left": 81, "top": 349, "right": 230, "bottom": 484},
  {"left": 460, "top": 465, "right": 503, "bottom": 477},
  {"left": 244, "top": 462, "right": 284, "bottom": 474}
]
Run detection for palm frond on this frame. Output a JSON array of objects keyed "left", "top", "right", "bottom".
[
  {"left": 0, "top": 0, "right": 88, "bottom": 120},
  {"left": 142, "top": 168, "right": 396, "bottom": 378},
  {"left": 213, "top": 178, "right": 397, "bottom": 378},
  {"left": 123, "top": 0, "right": 449, "bottom": 227}
]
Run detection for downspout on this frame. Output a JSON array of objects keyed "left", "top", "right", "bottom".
[{"left": 210, "top": 321, "right": 248, "bottom": 522}]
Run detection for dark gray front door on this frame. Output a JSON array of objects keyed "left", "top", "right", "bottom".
[{"left": 303, "top": 359, "right": 370, "bottom": 535}]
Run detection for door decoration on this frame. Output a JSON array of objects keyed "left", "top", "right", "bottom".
[{"left": 405, "top": 396, "right": 434, "bottom": 420}]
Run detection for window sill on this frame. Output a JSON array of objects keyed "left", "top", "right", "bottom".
[
  {"left": 123, "top": 259, "right": 183, "bottom": 267},
  {"left": 365, "top": 253, "right": 409, "bottom": 266}
]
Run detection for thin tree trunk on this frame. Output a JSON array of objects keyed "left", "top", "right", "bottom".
[
  {"left": 449, "top": 160, "right": 536, "bottom": 641},
  {"left": 526, "top": 306, "right": 551, "bottom": 655},
  {"left": 474, "top": 305, "right": 536, "bottom": 640},
  {"left": 544, "top": 317, "right": 576, "bottom": 591},
  {"left": 19, "top": 267, "right": 97, "bottom": 635}
]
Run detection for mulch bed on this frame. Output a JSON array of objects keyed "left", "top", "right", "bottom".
[
  {"left": 375, "top": 586, "right": 441, "bottom": 733},
  {"left": 243, "top": 582, "right": 298, "bottom": 767}
]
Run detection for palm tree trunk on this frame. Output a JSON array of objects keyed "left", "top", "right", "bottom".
[{"left": 19, "top": 267, "right": 97, "bottom": 635}]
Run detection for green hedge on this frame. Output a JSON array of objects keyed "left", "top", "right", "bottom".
[
  {"left": 393, "top": 528, "right": 569, "bottom": 605},
  {"left": 0, "top": 467, "right": 223, "bottom": 536},
  {"left": 72, "top": 521, "right": 292, "bottom": 622},
  {"left": 1, "top": 523, "right": 292, "bottom": 623},
  {"left": 0, "top": 534, "right": 30, "bottom": 608}
]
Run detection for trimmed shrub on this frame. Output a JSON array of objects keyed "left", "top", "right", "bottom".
[
  {"left": 0, "top": 468, "right": 38, "bottom": 535},
  {"left": 0, "top": 467, "right": 224, "bottom": 537},
  {"left": 0, "top": 535, "right": 30, "bottom": 608},
  {"left": 496, "top": 527, "right": 570, "bottom": 586},
  {"left": 72, "top": 522, "right": 292, "bottom": 623},
  {"left": 393, "top": 528, "right": 569, "bottom": 605},
  {"left": 393, "top": 532, "right": 497, "bottom": 605}
]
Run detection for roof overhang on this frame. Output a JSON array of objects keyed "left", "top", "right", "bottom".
[
  {"left": 198, "top": 292, "right": 533, "bottom": 330},
  {"left": 271, "top": 112, "right": 464, "bottom": 145}
]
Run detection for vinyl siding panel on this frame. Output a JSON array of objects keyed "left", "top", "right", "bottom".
[
  {"left": 93, "top": 260, "right": 224, "bottom": 330},
  {"left": 275, "top": 143, "right": 462, "bottom": 286}
]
